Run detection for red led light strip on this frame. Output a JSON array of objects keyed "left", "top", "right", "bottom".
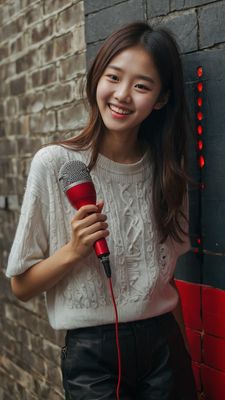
[
  {"left": 196, "top": 66, "right": 204, "bottom": 253},
  {"left": 196, "top": 66, "right": 204, "bottom": 170}
]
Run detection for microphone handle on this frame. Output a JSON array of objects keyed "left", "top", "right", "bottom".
[{"left": 65, "top": 183, "right": 111, "bottom": 277}]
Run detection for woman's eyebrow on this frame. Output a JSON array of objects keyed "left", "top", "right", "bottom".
[{"left": 107, "top": 64, "right": 155, "bottom": 84}]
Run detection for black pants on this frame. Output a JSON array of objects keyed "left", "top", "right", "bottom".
[{"left": 61, "top": 313, "right": 197, "bottom": 400}]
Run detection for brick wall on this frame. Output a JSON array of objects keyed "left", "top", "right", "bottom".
[{"left": 0, "top": 1, "right": 86, "bottom": 399}]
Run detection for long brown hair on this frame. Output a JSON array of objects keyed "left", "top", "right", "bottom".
[{"left": 55, "top": 21, "right": 191, "bottom": 243}]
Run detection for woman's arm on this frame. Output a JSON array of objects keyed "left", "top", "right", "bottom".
[
  {"left": 11, "top": 242, "right": 79, "bottom": 301},
  {"left": 11, "top": 202, "right": 108, "bottom": 302}
]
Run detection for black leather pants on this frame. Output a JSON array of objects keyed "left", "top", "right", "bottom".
[{"left": 61, "top": 313, "right": 197, "bottom": 400}]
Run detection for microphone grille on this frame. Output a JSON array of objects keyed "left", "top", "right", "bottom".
[{"left": 59, "top": 160, "right": 92, "bottom": 191}]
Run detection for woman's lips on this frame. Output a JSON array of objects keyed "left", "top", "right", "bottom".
[
  {"left": 108, "top": 103, "right": 132, "bottom": 115},
  {"left": 108, "top": 104, "right": 133, "bottom": 120}
]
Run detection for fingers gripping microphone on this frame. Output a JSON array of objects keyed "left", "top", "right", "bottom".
[{"left": 58, "top": 160, "right": 111, "bottom": 278}]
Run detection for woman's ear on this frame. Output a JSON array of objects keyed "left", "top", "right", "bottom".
[{"left": 154, "top": 91, "right": 170, "bottom": 110}]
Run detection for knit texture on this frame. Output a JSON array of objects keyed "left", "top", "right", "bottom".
[{"left": 6, "top": 145, "right": 190, "bottom": 329}]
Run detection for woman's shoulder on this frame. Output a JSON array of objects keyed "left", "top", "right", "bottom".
[{"left": 31, "top": 144, "right": 89, "bottom": 175}]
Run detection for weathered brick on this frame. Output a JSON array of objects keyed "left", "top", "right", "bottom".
[
  {"left": 22, "top": 348, "right": 46, "bottom": 376},
  {"left": 45, "top": 83, "right": 73, "bottom": 108},
  {"left": 0, "top": 121, "right": 5, "bottom": 137},
  {"left": 73, "top": 76, "right": 86, "bottom": 100},
  {"left": 0, "top": 62, "right": 16, "bottom": 81},
  {"left": 25, "top": 3, "right": 43, "bottom": 25},
  {"left": 147, "top": 0, "right": 170, "bottom": 18},
  {"left": 85, "top": 0, "right": 144, "bottom": 43},
  {"left": 20, "top": 0, "right": 39, "bottom": 8},
  {"left": 16, "top": 50, "right": 40, "bottom": 74},
  {"left": 41, "top": 39, "right": 54, "bottom": 63},
  {"left": 18, "top": 293, "right": 47, "bottom": 317},
  {"left": 11, "top": 36, "right": 24, "bottom": 55},
  {"left": 44, "top": 0, "right": 72, "bottom": 15},
  {"left": 0, "top": 43, "right": 9, "bottom": 59},
  {"left": 29, "top": 111, "right": 56, "bottom": 134},
  {"left": 10, "top": 76, "right": 26, "bottom": 95},
  {"left": 59, "top": 53, "right": 86, "bottom": 80},
  {"left": 6, "top": 0, "right": 21, "bottom": 18},
  {"left": 30, "top": 18, "right": 54, "bottom": 45},
  {"left": 1, "top": 16, "right": 24, "bottom": 41},
  {"left": 0, "top": 103, "right": 4, "bottom": 119},
  {"left": 19, "top": 92, "right": 45, "bottom": 114},
  {"left": 0, "top": 196, "right": 7, "bottom": 208},
  {"left": 55, "top": 32, "right": 74, "bottom": 58},
  {"left": 0, "top": 355, "right": 36, "bottom": 392},
  {"left": 1, "top": 332, "right": 22, "bottom": 357},
  {"left": 57, "top": 102, "right": 88, "bottom": 130},
  {"left": 56, "top": 2, "right": 84, "bottom": 33},
  {"left": 46, "top": 364, "right": 63, "bottom": 388},
  {"left": 18, "top": 115, "right": 30, "bottom": 136},
  {"left": 0, "top": 139, "right": 17, "bottom": 157},
  {"left": 6, "top": 98, "right": 18, "bottom": 117},
  {"left": 171, "top": 0, "right": 218, "bottom": 11},
  {"left": 42, "top": 33, "right": 74, "bottom": 63},
  {"left": 7, "top": 195, "right": 20, "bottom": 211},
  {"left": 4, "top": 119, "right": 21, "bottom": 136},
  {"left": 31, "top": 64, "right": 57, "bottom": 87},
  {"left": 33, "top": 380, "right": 55, "bottom": 399},
  {"left": 42, "top": 339, "right": 61, "bottom": 363},
  {"left": 199, "top": 2, "right": 225, "bottom": 48},
  {"left": 0, "top": 7, "right": 4, "bottom": 26},
  {"left": 72, "top": 24, "right": 86, "bottom": 52},
  {"left": 0, "top": 82, "right": 9, "bottom": 99}
]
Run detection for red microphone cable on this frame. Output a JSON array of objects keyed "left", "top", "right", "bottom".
[
  {"left": 108, "top": 277, "right": 121, "bottom": 400},
  {"left": 100, "top": 256, "right": 121, "bottom": 400}
]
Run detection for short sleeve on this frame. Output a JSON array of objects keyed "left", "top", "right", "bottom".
[{"left": 6, "top": 152, "right": 50, "bottom": 278}]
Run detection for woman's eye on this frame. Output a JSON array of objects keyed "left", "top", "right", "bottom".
[
  {"left": 107, "top": 74, "right": 119, "bottom": 81},
  {"left": 135, "top": 83, "right": 149, "bottom": 91}
]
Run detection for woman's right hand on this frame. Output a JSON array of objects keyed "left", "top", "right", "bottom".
[
  {"left": 68, "top": 201, "right": 109, "bottom": 261},
  {"left": 11, "top": 200, "right": 109, "bottom": 302}
]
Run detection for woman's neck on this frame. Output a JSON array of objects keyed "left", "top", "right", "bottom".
[{"left": 99, "top": 133, "right": 144, "bottom": 164}]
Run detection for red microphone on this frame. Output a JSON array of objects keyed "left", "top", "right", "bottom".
[{"left": 59, "top": 160, "right": 111, "bottom": 278}]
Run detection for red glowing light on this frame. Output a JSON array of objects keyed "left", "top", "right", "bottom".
[
  {"left": 198, "top": 140, "right": 203, "bottom": 150},
  {"left": 197, "top": 97, "right": 203, "bottom": 107},
  {"left": 197, "top": 111, "right": 203, "bottom": 121},
  {"left": 197, "top": 67, "right": 203, "bottom": 78},
  {"left": 197, "top": 125, "right": 203, "bottom": 135},
  {"left": 197, "top": 82, "right": 203, "bottom": 92},
  {"left": 199, "top": 155, "right": 205, "bottom": 168},
  {"left": 194, "top": 248, "right": 199, "bottom": 253},
  {"left": 197, "top": 238, "right": 201, "bottom": 244}
]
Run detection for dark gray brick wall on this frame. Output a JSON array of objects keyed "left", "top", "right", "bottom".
[
  {"left": 85, "top": 0, "right": 225, "bottom": 57},
  {"left": 83, "top": 3, "right": 225, "bottom": 399}
]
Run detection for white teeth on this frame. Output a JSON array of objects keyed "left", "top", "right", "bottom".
[{"left": 109, "top": 104, "right": 131, "bottom": 115}]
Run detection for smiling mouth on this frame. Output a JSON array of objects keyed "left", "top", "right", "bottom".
[{"left": 108, "top": 104, "right": 132, "bottom": 115}]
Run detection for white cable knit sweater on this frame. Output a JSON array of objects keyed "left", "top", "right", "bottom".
[{"left": 6, "top": 145, "right": 190, "bottom": 330}]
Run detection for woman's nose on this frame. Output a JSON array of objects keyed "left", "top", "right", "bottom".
[{"left": 114, "top": 84, "right": 131, "bottom": 103}]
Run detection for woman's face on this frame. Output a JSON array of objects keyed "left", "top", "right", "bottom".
[{"left": 96, "top": 45, "right": 165, "bottom": 138}]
